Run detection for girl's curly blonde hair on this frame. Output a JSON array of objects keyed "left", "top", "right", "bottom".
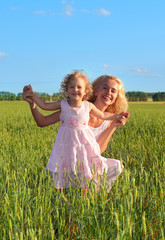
[
  {"left": 89, "top": 75, "right": 128, "bottom": 113},
  {"left": 61, "top": 71, "right": 93, "bottom": 101}
]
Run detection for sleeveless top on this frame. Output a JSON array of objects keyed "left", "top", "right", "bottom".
[{"left": 89, "top": 120, "right": 110, "bottom": 140}]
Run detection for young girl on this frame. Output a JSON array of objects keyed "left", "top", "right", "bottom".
[{"left": 24, "top": 71, "right": 128, "bottom": 190}]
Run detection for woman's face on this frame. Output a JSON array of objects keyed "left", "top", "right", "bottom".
[{"left": 95, "top": 78, "right": 119, "bottom": 107}]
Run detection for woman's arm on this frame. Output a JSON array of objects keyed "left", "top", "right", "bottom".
[
  {"left": 22, "top": 91, "right": 60, "bottom": 127},
  {"left": 29, "top": 102, "right": 61, "bottom": 127},
  {"left": 97, "top": 122, "right": 116, "bottom": 154},
  {"left": 23, "top": 85, "right": 61, "bottom": 111},
  {"left": 97, "top": 117, "right": 128, "bottom": 154}
]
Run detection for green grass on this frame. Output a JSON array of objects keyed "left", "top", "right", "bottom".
[{"left": 0, "top": 102, "right": 165, "bottom": 239}]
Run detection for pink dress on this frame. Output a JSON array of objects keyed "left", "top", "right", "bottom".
[{"left": 46, "top": 99, "right": 122, "bottom": 190}]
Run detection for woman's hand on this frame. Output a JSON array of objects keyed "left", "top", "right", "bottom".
[
  {"left": 22, "top": 91, "right": 34, "bottom": 103},
  {"left": 22, "top": 84, "right": 61, "bottom": 128},
  {"left": 23, "top": 84, "right": 33, "bottom": 92},
  {"left": 22, "top": 85, "right": 34, "bottom": 104}
]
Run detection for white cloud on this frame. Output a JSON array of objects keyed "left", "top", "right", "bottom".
[
  {"left": 102, "top": 64, "right": 111, "bottom": 70},
  {"left": 64, "top": 4, "right": 74, "bottom": 16},
  {"left": 32, "top": 10, "right": 57, "bottom": 16},
  {"left": 131, "top": 67, "right": 161, "bottom": 77},
  {"left": 33, "top": 10, "right": 47, "bottom": 16},
  {"left": 0, "top": 52, "right": 7, "bottom": 58},
  {"left": 80, "top": 9, "right": 90, "bottom": 14},
  {"left": 50, "top": 12, "right": 56, "bottom": 16},
  {"left": 10, "top": 6, "right": 20, "bottom": 11},
  {"left": 95, "top": 8, "right": 111, "bottom": 16},
  {"left": 132, "top": 67, "right": 148, "bottom": 75}
]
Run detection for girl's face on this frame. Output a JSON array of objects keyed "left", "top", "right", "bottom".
[
  {"left": 67, "top": 78, "right": 87, "bottom": 102},
  {"left": 95, "top": 78, "right": 119, "bottom": 107}
]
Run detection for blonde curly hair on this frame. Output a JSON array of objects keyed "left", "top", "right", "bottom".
[
  {"left": 89, "top": 75, "right": 128, "bottom": 113},
  {"left": 61, "top": 71, "right": 93, "bottom": 101}
]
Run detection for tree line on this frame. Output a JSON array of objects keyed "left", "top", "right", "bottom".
[
  {"left": 0, "top": 91, "right": 165, "bottom": 102},
  {"left": 0, "top": 91, "right": 63, "bottom": 102},
  {"left": 126, "top": 91, "right": 165, "bottom": 101}
]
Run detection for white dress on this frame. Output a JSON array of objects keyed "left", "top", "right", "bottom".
[{"left": 47, "top": 99, "right": 122, "bottom": 190}]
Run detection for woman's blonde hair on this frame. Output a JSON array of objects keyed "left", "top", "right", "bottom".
[
  {"left": 61, "top": 71, "right": 93, "bottom": 101},
  {"left": 89, "top": 75, "right": 128, "bottom": 113}
]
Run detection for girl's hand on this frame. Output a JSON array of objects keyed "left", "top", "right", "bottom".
[
  {"left": 120, "top": 112, "right": 130, "bottom": 119},
  {"left": 113, "top": 112, "right": 130, "bottom": 127},
  {"left": 22, "top": 91, "right": 34, "bottom": 104},
  {"left": 22, "top": 84, "right": 34, "bottom": 104},
  {"left": 112, "top": 117, "right": 127, "bottom": 127}
]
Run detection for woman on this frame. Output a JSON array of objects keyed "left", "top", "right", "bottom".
[{"left": 23, "top": 74, "right": 129, "bottom": 154}]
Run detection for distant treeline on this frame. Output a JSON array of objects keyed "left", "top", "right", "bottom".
[
  {"left": 0, "top": 91, "right": 64, "bottom": 102},
  {"left": 126, "top": 91, "right": 165, "bottom": 101},
  {"left": 0, "top": 91, "right": 165, "bottom": 102}
]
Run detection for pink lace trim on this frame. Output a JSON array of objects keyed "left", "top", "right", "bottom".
[{"left": 61, "top": 119, "right": 87, "bottom": 128}]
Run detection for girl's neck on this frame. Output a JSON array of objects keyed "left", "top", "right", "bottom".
[{"left": 67, "top": 99, "right": 83, "bottom": 108}]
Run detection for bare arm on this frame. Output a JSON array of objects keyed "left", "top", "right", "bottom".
[
  {"left": 96, "top": 116, "right": 129, "bottom": 153},
  {"left": 23, "top": 84, "right": 61, "bottom": 111},
  {"left": 22, "top": 91, "right": 60, "bottom": 127},
  {"left": 89, "top": 102, "right": 128, "bottom": 120},
  {"left": 97, "top": 121, "right": 117, "bottom": 154},
  {"left": 31, "top": 93, "right": 61, "bottom": 111},
  {"left": 29, "top": 102, "right": 61, "bottom": 127}
]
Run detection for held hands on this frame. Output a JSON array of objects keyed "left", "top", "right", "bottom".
[
  {"left": 23, "top": 84, "right": 33, "bottom": 93},
  {"left": 119, "top": 112, "right": 130, "bottom": 119},
  {"left": 113, "top": 112, "right": 130, "bottom": 127},
  {"left": 22, "top": 84, "right": 34, "bottom": 104}
]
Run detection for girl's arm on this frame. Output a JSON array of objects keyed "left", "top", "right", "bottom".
[
  {"left": 23, "top": 84, "right": 61, "bottom": 111},
  {"left": 89, "top": 102, "right": 128, "bottom": 120},
  {"left": 22, "top": 91, "right": 61, "bottom": 127},
  {"left": 31, "top": 93, "right": 61, "bottom": 111}
]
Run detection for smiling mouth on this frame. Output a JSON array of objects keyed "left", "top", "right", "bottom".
[{"left": 103, "top": 96, "right": 111, "bottom": 100}]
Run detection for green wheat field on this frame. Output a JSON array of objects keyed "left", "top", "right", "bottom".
[{"left": 0, "top": 101, "right": 165, "bottom": 240}]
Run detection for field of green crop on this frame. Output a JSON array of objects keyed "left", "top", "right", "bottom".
[{"left": 0, "top": 101, "right": 165, "bottom": 239}]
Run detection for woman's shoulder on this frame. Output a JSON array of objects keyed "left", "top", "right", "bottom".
[
  {"left": 89, "top": 120, "right": 110, "bottom": 130},
  {"left": 89, "top": 120, "right": 110, "bottom": 140}
]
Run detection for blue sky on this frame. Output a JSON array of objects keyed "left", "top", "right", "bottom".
[{"left": 0, "top": 0, "right": 165, "bottom": 94}]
